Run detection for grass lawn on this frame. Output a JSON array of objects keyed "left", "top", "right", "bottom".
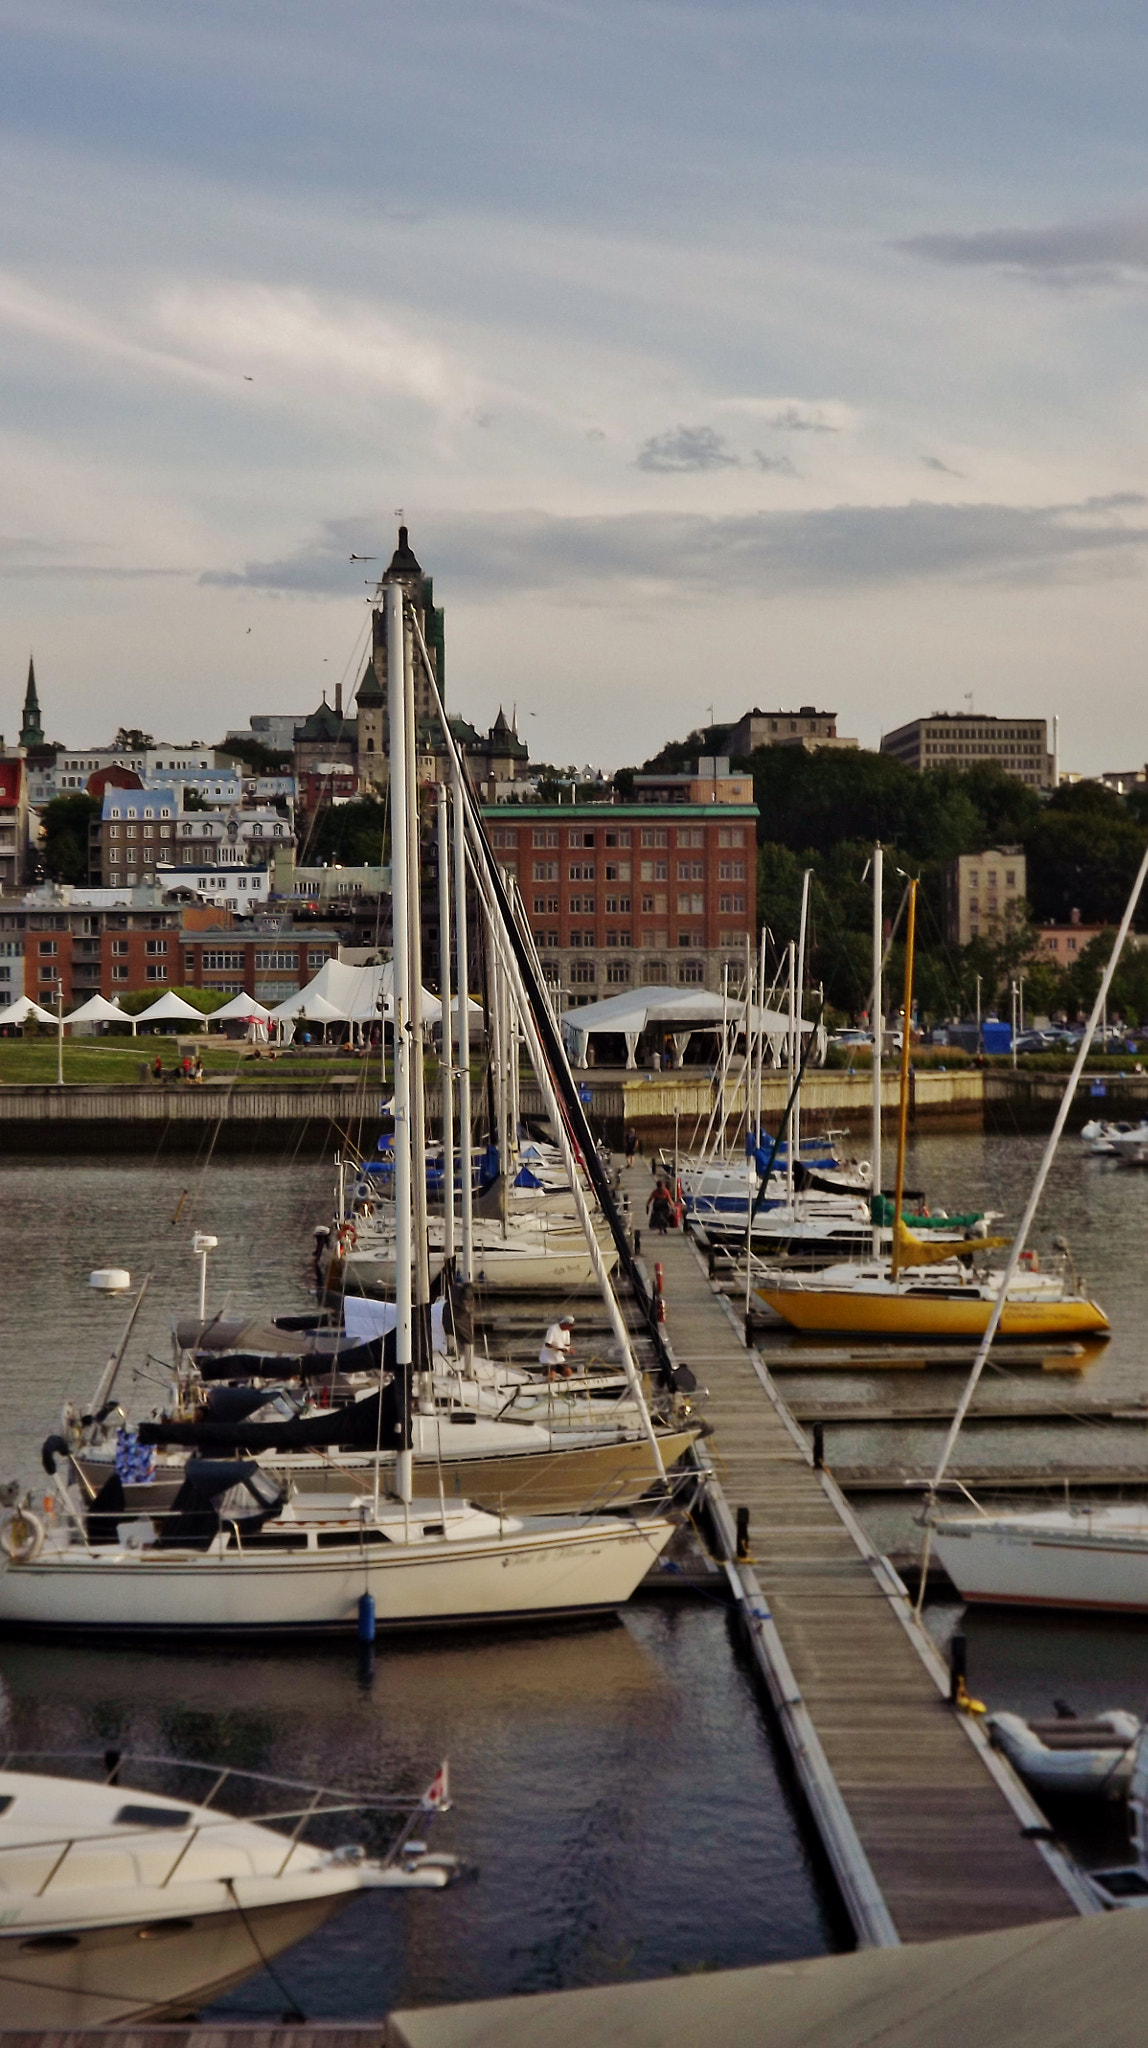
[{"left": 0, "top": 1037, "right": 394, "bottom": 1088}]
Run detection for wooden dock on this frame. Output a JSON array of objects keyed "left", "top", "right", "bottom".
[{"left": 650, "top": 1225, "right": 1096, "bottom": 1946}]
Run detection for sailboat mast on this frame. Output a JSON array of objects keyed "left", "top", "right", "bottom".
[
  {"left": 386, "top": 583, "right": 413, "bottom": 1504},
  {"left": 785, "top": 941, "right": 796, "bottom": 1208},
  {"left": 436, "top": 783, "right": 455, "bottom": 1263},
  {"left": 793, "top": 869, "right": 811, "bottom": 1180},
  {"left": 871, "top": 843, "right": 883, "bottom": 1256},
  {"left": 451, "top": 753, "right": 474, "bottom": 1284},
  {"left": 403, "top": 613, "right": 432, "bottom": 1310},
  {"left": 889, "top": 878, "right": 916, "bottom": 1281}
]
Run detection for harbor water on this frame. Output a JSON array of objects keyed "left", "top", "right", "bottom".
[{"left": 3, "top": 1130, "right": 1148, "bottom": 2010}]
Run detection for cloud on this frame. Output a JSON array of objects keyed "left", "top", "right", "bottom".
[
  {"left": 634, "top": 424, "right": 739, "bottom": 472},
  {"left": 203, "top": 493, "right": 1148, "bottom": 602},
  {"left": 899, "top": 214, "right": 1148, "bottom": 287},
  {"left": 922, "top": 454, "right": 962, "bottom": 476},
  {"left": 765, "top": 404, "right": 839, "bottom": 433},
  {"left": 752, "top": 449, "right": 796, "bottom": 474}
]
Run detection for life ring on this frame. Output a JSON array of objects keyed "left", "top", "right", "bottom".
[
  {"left": 0, "top": 1508, "right": 44, "bottom": 1564},
  {"left": 339, "top": 1223, "right": 358, "bottom": 1253},
  {"left": 1019, "top": 1249, "right": 1040, "bottom": 1272}
]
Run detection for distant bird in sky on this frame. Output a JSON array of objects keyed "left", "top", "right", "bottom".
[
  {"left": 245, "top": 627, "right": 251, "bottom": 634},
  {"left": 243, "top": 375, "right": 253, "bottom": 381}
]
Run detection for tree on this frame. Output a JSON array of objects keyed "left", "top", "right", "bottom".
[
  {"left": 113, "top": 727, "right": 155, "bottom": 751},
  {"left": 40, "top": 792, "right": 99, "bottom": 884},
  {"left": 215, "top": 736, "right": 291, "bottom": 773},
  {"left": 299, "top": 793, "right": 389, "bottom": 868}
]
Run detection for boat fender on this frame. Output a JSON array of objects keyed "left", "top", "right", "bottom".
[
  {"left": 41, "top": 1434, "right": 70, "bottom": 1477},
  {"left": 954, "top": 1674, "right": 986, "bottom": 1715},
  {"left": 339, "top": 1223, "right": 358, "bottom": 1252},
  {"left": 0, "top": 1507, "right": 44, "bottom": 1563}
]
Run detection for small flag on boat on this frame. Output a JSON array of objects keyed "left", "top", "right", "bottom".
[{"left": 422, "top": 1761, "right": 450, "bottom": 1811}]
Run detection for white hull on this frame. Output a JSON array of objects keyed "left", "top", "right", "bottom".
[
  {"left": 934, "top": 1508, "right": 1148, "bottom": 1612},
  {"left": 0, "top": 1509, "right": 673, "bottom": 1634},
  {"left": 987, "top": 1711, "right": 1139, "bottom": 1797},
  {"left": 337, "top": 1243, "right": 614, "bottom": 1295}
]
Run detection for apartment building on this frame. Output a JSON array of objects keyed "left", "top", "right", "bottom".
[
  {"left": 0, "top": 890, "right": 183, "bottom": 1006},
  {"left": 483, "top": 792, "right": 758, "bottom": 1005},
  {"left": 630, "top": 757, "right": 755, "bottom": 805},
  {"left": 0, "top": 758, "right": 28, "bottom": 891},
  {"left": 882, "top": 715, "right": 1052, "bottom": 788},
  {"left": 723, "top": 707, "right": 858, "bottom": 755},
  {"left": 178, "top": 926, "right": 343, "bottom": 1003},
  {"left": 942, "top": 847, "right": 1026, "bottom": 947},
  {"left": 90, "top": 787, "right": 291, "bottom": 892}
]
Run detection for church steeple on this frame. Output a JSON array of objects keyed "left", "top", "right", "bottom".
[{"left": 19, "top": 656, "right": 43, "bottom": 749}]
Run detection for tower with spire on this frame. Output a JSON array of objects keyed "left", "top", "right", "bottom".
[
  {"left": 19, "top": 656, "right": 43, "bottom": 749},
  {"left": 354, "top": 527, "right": 446, "bottom": 781}
]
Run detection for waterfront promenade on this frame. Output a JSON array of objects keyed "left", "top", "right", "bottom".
[{"left": 650, "top": 1222, "right": 1095, "bottom": 1945}]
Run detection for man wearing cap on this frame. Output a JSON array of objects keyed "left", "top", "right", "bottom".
[{"left": 539, "top": 1314, "right": 575, "bottom": 1376}]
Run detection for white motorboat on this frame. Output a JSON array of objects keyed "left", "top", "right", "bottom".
[
  {"left": 987, "top": 1710, "right": 1140, "bottom": 1798},
  {"left": 932, "top": 1502, "right": 1148, "bottom": 1612},
  {"left": 0, "top": 1468, "right": 674, "bottom": 1635},
  {"left": 0, "top": 1754, "right": 456, "bottom": 2024},
  {"left": 1081, "top": 1118, "right": 1148, "bottom": 1156}
]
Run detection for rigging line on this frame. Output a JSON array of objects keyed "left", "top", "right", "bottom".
[
  {"left": 914, "top": 833, "right": 1148, "bottom": 1611},
  {"left": 223, "top": 1877, "right": 306, "bottom": 2023}
]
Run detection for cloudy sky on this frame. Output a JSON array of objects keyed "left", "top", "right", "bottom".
[{"left": 4, "top": 1, "right": 1148, "bottom": 772}]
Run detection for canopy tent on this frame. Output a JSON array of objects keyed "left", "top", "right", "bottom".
[
  {"left": 266, "top": 988, "right": 346, "bottom": 1024},
  {"left": 559, "top": 986, "right": 822, "bottom": 1070},
  {"left": 0, "top": 994, "right": 55, "bottom": 1027},
  {"left": 132, "top": 990, "right": 206, "bottom": 1026},
  {"left": 292, "top": 957, "right": 442, "bottom": 1027},
  {"left": 208, "top": 993, "right": 274, "bottom": 1023},
  {"left": 64, "top": 995, "right": 127, "bottom": 1028}
]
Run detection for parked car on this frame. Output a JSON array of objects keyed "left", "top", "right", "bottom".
[{"left": 831, "top": 1029, "right": 874, "bottom": 1048}]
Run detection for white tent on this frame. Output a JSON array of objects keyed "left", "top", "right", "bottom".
[
  {"left": 297, "top": 957, "right": 442, "bottom": 1026},
  {"left": 208, "top": 993, "right": 274, "bottom": 1024},
  {"left": 0, "top": 994, "right": 55, "bottom": 1027},
  {"left": 65, "top": 995, "right": 127, "bottom": 1028},
  {"left": 559, "top": 986, "right": 820, "bottom": 1070},
  {"left": 266, "top": 988, "right": 347, "bottom": 1025},
  {"left": 132, "top": 990, "right": 206, "bottom": 1027}
]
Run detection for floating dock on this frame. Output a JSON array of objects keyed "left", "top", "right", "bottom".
[{"left": 649, "top": 1223, "right": 1096, "bottom": 1946}]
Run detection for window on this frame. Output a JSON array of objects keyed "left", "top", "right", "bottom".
[
  {"left": 604, "top": 829, "right": 631, "bottom": 847},
  {"left": 1068, "top": 938, "right": 1077, "bottom": 953},
  {"left": 143, "top": 824, "right": 154, "bottom": 839},
  {"left": 678, "top": 959, "right": 704, "bottom": 983},
  {"left": 719, "top": 861, "right": 745, "bottom": 880},
  {"left": 533, "top": 861, "right": 558, "bottom": 881},
  {"left": 677, "top": 861, "right": 704, "bottom": 880},
  {"left": 569, "top": 830, "right": 594, "bottom": 848},
  {"left": 568, "top": 930, "right": 594, "bottom": 947},
  {"left": 568, "top": 864, "right": 595, "bottom": 881},
  {"left": 203, "top": 950, "right": 245, "bottom": 971},
  {"left": 160, "top": 824, "right": 171, "bottom": 838},
  {"left": 678, "top": 931, "right": 702, "bottom": 947},
  {"left": 604, "top": 896, "right": 630, "bottom": 914},
  {"left": 112, "top": 964, "right": 129, "bottom": 981},
  {"left": 39, "top": 939, "right": 57, "bottom": 954},
  {"left": 606, "top": 961, "right": 631, "bottom": 983},
  {"left": 719, "top": 894, "right": 745, "bottom": 914},
  {"left": 184, "top": 951, "right": 195, "bottom": 972},
  {"left": 640, "top": 860, "right": 668, "bottom": 882},
  {"left": 678, "top": 827, "right": 704, "bottom": 848},
  {"left": 534, "top": 895, "right": 559, "bottom": 915},
  {"left": 145, "top": 964, "right": 166, "bottom": 981},
  {"left": 254, "top": 949, "right": 299, "bottom": 970},
  {"left": 568, "top": 896, "right": 595, "bottom": 913},
  {"left": 643, "top": 960, "right": 669, "bottom": 984},
  {"left": 604, "top": 861, "right": 631, "bottom": 882},
  {"left": 533, "top": 829, "right": 559, "bottom": 847},
  {"left": 110, "top": 824, "right": 120, "bottom": 840},
  {"left": 1006, "top": 870, "right": 1016, "bottom": 887},
  {"left": 490, "top": 828, "right": 518, "bottom": 848},
  {"left": 145, "top": 939, "right": 167, "bottom": 956},
  {"left": 308, "top": 949, "right": 330, "bottom": 967},
  {"left": 570, "top": 962, "right": 596, "bottom": 983},
  {"left": 109, "top": 807, "right": 121, "bottom": 820},
  {"left": 640, "top": 929, "right": 668, "bottom": 949},
  {"left": 640, "top": 828, "right": 668, "bottom": 847},
  {"left": 39, "top": 964, "right": 57, "bottom": 982},
  {"left": 678, "top": 893, "right": 704, "bottom": 915},
  {"left": 537, "top": 930, "right": 559, "bottom": 948}
]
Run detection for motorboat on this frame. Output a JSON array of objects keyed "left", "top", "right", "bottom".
[
  {"left": 932, "top": 1503, "right": 1148, "bottom": 1612},
  {"left": 987, "top": 1710, "right": 1139, "bottom": 1797},
  {"left": 0, "top": 1752, "right": 456, "bottom": 2024},
  {"left": 0, "top": 1464, "right": 675, "bottom": 1635}
]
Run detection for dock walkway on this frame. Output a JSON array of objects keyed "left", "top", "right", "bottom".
[{"left": 649, "top": 1223, "right": 1094, "bottom": 1946}]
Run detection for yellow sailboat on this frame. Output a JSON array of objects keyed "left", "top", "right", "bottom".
[{"left": 756, "top": 880, "right": 1110, "bottom": 1342}]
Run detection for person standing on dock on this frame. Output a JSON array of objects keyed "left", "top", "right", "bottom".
[
  {"left": 647, "top": 1181, "right": 673, "bottom": 1234},
  {"left": 624, "top": 1124, "right": 639, "bottom": 1166},
  {"left": 539, "top": 1315, "right": 575, "bottom": 1376}
]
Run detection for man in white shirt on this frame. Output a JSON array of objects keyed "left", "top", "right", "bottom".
[{"left": 539, "top": 1315, "right": 575, "bottom": 1376}]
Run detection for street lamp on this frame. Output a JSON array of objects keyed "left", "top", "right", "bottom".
[
  {"left": 55, "top": 976, "right": 64, "bottom": 1088},
  {"left": 1010, "top": 981, "right": 1019, "bottom": 1069}
]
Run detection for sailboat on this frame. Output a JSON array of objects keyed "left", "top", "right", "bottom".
[
  {"left": 0, "top": 577, "right": 676, "bottom": 1637},
  {"left": 756, "top": 878, "right": 1109, "bottom": 1340}
]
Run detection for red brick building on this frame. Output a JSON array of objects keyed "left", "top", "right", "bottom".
[{"left": 481, "top": 797, "right": 758, "bottom": 1004}]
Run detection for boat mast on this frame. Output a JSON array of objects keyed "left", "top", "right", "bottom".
[
  {"left": 451, "top": 751, "right": 474, "bottom": 1284},
  {"left": 785, "top": 941, "right": 796, "bottom": 1208},
  {"left": 403, "top": 609, "right": 432, "bottom": 1313},
  {"left": 792, "top": 869, "right": 811, "bottom": 1187},
  {"left": 436, "top": 782, "right": 455, "bottom": 1264},
  {"left": 871, "top": 843, "right": 883, "bottom": 1256},
  {"left": 889, "top": 878, "right": 916, "bottom": 1282},
  {"left": 386, "top": 582, "right": 413, "bottom": 1505}
]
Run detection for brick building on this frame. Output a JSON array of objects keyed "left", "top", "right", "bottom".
[
  {"left": 177, "top": 926, "right": 343, "bottom": 1003},
  {"left": 0, "top": 889, "right": 183, "bottom": 1006},
  {"left": 482, "top": 792, "right": 758, "bottom": 1005},
  {"left": 0, "top": 757, "right": 29, "bottom": 891}
]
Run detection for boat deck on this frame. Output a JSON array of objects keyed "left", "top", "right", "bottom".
[{"left": 648, "top": 1221, "right": 1093, "bottom": 1945}]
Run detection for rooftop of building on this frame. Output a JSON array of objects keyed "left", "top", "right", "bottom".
[{"left": 479, "top": 800, "right": 758, "bottom": 819}]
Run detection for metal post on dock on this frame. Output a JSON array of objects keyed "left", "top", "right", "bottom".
[
  {"left": 735, "top": 1506, "right": 751, "bottom": 1560},
  {"left": 812, "top": 1422, "right": 825, "bottom": 1469},
  {"left": 949, "top": 1630, "right": 967, "bottom": 1705}
]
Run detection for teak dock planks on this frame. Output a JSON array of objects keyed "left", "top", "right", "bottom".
[{"left": 649, "top": 1225, "right": 1095, "bottom": 1946}]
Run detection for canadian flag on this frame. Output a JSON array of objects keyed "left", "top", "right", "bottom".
[{"left": 423, "top": 1760, "right": 451, "bottom": 1810}]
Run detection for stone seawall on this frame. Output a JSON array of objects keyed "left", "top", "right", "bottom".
[
  {"left": 0, "top": 1082, "right": 382, "bottom": 1153},
  {"left": 522, "top": 1068, "right": 985, "bottom": 1145},
  {"left": 985, "top": 1070, "right": 1148, "bottom": 1133}
]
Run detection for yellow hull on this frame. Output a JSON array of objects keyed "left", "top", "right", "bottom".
[{"left": 756, "top": 1287, "right": 1110, "bottom": 1340}]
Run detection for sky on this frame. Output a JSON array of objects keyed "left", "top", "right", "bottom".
[{"left": 4, "top": 1, "right": 1148, "bottom": 773}]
